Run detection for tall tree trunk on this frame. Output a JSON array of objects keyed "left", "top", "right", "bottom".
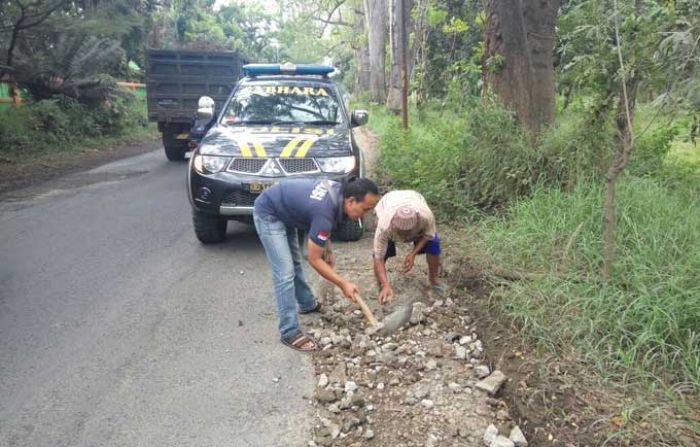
[
  {"left": 386, "top": 0, "right": 401, "bottom": 112},
  {"left": 363, "top": 0, "right": 387, "bottom": 103},
  {"left": 523, "top": 0, "right": 558, "bottom": 127},
  {"left": 483, "top": 0, "right": 558, "bottom": 134}
]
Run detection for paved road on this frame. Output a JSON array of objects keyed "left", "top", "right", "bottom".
[{"left": 0, "top": 147, "right": 314, "bottom": 447}]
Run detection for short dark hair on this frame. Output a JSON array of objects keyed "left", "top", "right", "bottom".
[{"left": 342, "top": 177, "right": 379, "bottom": 201}]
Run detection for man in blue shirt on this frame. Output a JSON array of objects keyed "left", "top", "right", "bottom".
[{"left": 253, "top": 177, "right": 380, "bottom": 351}]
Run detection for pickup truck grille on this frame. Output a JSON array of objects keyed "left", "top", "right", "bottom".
[
  {"left": 229, "top": 158, "right": 267, "bottom": 174},
  {"left": 221, "top": 190, "right": 258, "bottom": 207},
  {"left": 279, "top": 158, "right": 319, "bottom": 174}
]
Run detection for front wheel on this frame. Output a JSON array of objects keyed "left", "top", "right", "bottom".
[
  {"left": 336, "top": 217, "right": 364, "bottom": 242},
  {"left": 193, "top": 211, "right": 227, "bottom": 244}
]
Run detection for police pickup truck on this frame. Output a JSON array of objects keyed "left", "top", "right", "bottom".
[{"left": 187, "top": 63, "right": 369, "bottom": 244}]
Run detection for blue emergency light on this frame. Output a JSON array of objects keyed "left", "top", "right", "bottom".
[{"left": 243, "top": 63, "right": 335, "bottom": 77}]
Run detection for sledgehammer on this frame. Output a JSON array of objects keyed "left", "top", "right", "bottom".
[{"left": 354, "top": 293, "right": 414, "bottom": 336}]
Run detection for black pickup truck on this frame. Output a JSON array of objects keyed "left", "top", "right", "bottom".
[{"left": 145, "top": 49, "right": 249, "bottom": 161}]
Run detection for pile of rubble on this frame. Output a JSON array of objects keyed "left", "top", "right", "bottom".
[{"left": 304, "top": 247, "right": 530, "bottom": 447}]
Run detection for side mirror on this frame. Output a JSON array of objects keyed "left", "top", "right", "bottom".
[{"left": 350, "top": 109, "right": 369, "bottom": 127}]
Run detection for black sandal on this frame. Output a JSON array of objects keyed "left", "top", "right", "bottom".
[
  {"left": 281, "top": 333, "right": 318, "bottom": 352},
  {"left": 299, "top": 301, "right": 323, "bottom": 314}
]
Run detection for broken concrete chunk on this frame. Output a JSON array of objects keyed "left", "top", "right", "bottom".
[
  {"left": 475, "top": 364, "right": 491, "bottom": 379},
  {"left": 509, "top": 426, "right": 528, "bottom": 447},
  {"left": 490, "top": 435, "right": 515, "bottom": 447},
  {"left": 483, "top": 424, "right": 499, "bottom": 446},
  {"left": 475, "top": 370, "right": 507, "bottom": 395}
]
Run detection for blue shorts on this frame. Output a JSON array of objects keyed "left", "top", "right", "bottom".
[{"left": 384, "top": 233, "right": 441, "bottom": 261}]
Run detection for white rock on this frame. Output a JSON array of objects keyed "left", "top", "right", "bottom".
[
  {"left": 475, "top": 365, "right": 491, "bottom": 378},
  {"left": 426, "top": 359, "right": 437, "bottom": 370},
  {"left": 363, "top": 428, "right": 375, "bottom": 439},
  {"left": 448, "top": 382, "right": 462, "bottom": 392},
  {"left": 483, "top": 424, "right": 499, "bottom": 445},
  {"left": 377, "top": 382, "right": 385, "bottom": 390},
  {"left": 344, "top": 381, "right": 358, "bottom": 393},
  {"left": 421, "top": 399, "right": 434, "bottom": 409},
  {"left": 476, "top": 370, "right": 507, "bottom": 395},
  {"left": 509, "top": 426, "right": 528, "bottom": 447},
  {"left": 459, "top": 335, "right": 473, "bottom": 345},
  {"left": 319, "top": 337, "right": 332, "bottom": 346},
  {"left": 455, "top": 346, "right": 468, "bottom": 359},
  {"left": 318, "top": 374, "right": 329, "bottom": 388},
  {"left": 490, "top": 435, "right": 514, "bottom": 447},
  {"left": 330, "top": 424, "right": 341, "bottom": 439}
]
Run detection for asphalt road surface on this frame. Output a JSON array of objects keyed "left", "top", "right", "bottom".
[{"left": 0, "top": 147, "right": 314, "bottom": 447}]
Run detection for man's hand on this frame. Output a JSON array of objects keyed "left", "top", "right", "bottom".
[
  {"left": 340, "top": 281, "right": 359, "bottom": 302},
  {"left": 402, "top": 252, "right": 417, "bottom": 273},
  {"left": 377, "top": 284, "right": 395, "bottom": 305}
]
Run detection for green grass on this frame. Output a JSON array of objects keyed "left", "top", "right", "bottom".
[
  {"left": 474, "top": 177, "right": 700, "bottom": 392},
  {"left": 0, "top": 95, "right": 156, "bottom": 164}
]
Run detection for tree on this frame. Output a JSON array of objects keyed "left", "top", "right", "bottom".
[
  {"left": 363, "top": 0, "right": 387, "bottom": 102},
  {"left": 482, "top": 0, "right": 558, "bottom": 133},
  {"left": 1, "top": 0, "right": 69, "bottom": 74}
]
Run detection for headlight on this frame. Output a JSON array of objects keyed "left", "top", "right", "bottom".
[
  {"left": 193, "top": 155, "right": 230, "bottom": 174},
  {"left": 317, "top": 156, "right": 356, "bottom": 174}
]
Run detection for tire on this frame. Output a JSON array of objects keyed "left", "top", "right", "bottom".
[
  {"left": 336, "top": 217, "right": 364, "bottom": 242},
  {"left": 162, "top": 132, "right": 187, "bottom": 161},
  {"left": 193, "top": 211, "right": 227, "bottom": 244}
]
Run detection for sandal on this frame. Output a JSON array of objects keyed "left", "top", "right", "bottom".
[
  {"left": 281, "top": 333, "right": 318, "bottom": 352},
  {"left": 299, "top": 301, "right": 323, "bottom": 314}
]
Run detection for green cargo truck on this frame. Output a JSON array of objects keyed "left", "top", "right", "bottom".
[{"left": 145, "top": 49, "right": 249, "bottom": 161}]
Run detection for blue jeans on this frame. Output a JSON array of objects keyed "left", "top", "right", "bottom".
[{"left": 253, "top": 211, "right": 316, "bottom": 339}]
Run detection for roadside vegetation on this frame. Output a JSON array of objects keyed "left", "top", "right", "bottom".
[
  {"left": 368, "top": 94, "right": 700, "bottom": 443},
  {"left": 0, "top": 95, "right": 154, "bottom": 165}
]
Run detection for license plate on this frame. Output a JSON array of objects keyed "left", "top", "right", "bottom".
[{"left": 245, "top": 182, "right": 275, "bottom": 193}]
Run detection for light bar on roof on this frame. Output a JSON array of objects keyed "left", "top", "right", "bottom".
[{"left": 243, "top": 63, "right": 335, "bottom": 77}]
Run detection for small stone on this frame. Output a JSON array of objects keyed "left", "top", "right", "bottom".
[
  {"left": 483, "top": 424, "right": 499, "bottom": 445},
  {"left": 319, "top": 337, "right": 332, "bottom": 346},
  {"left": 315, "top": 389, "right": 338, "bottom": 403},
  {"left": 490, "top": 435, "right": 515, "bottom": 447},
  {"left": 272, "top": 376, "right": 281, "bottom": 383},
  {"left": 476, "top": 371, "right": 507, "bottom": 395},
  {"left": 455, "top": 346, "right": 468, "bottom": 359},
  {"left": 328, "top": 403, "right": 340, "bottom": 413},
  {"left": 459, "top": 335, "right": 473, "bottom": 345},
  {"left": 363, "top": 429, "right": 375, "bottom": 439},
  {"left": 410, "top": 302, "right": 427, "bottom": 325},
  {"left": 318, "top": 374, "right": 329, "bottom": 388},
  {"left": 421, "top": 399, "right": 434, "bottom": 409},
  {"left": 434, "top": 300, "right": 444, "bottom": 307},
  {"left": 448, "top": 382, "right": 462, "bottom": 392},
  {"left": 426, "top": 359, "right": 437, "bottom": 370},
  {"left": 239, "top": 270, "right": 245, "bottom": 275},
  {"left": 475, "top": 365, "right": 491, "bottom": 379},
  {"left": 377, "top": 382, "right": 385, "bottom": 390},
  {"left": 509, "top": 426, "right": 528, "bottom": 447},
  {"left": 344, "top": 381, "right": 358, "bottom": 393}
]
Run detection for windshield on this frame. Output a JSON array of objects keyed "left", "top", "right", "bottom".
[{"left": 221, "top": 82, "right": 343, "bottom": 126}]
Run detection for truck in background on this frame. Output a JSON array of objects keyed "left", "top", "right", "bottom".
[{"left": 145, "top": 49, "right": 249, "bottom": 161}]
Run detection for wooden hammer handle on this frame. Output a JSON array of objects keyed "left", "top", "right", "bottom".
[{"left": 354, "top": 293, "right": 378, "bottom": 326}]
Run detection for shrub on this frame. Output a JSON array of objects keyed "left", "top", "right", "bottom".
[{"left": 375, "top": 97, "right": 613, "bottom": 217}]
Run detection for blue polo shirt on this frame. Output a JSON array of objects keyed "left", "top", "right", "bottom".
[{"left": 254, "top": 179, "right": 344, "bottom": 246}]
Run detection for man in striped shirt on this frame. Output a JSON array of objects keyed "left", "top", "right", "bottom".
[{"left": 372, "top": 190, "right": 447, "bottom": 304}]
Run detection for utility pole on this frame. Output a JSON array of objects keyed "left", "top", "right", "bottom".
[{"left": 399, "top": 0, "right": 409, "bottom": 129}]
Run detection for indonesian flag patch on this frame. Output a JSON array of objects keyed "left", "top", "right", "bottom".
[{"left": 317, "top": 230, "right": 330, "bottom": 241}]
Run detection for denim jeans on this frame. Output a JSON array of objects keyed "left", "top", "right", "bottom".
[{"left": 253, "top": 211, "right": 316, "bottom": 339}]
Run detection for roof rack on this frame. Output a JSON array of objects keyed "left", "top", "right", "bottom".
[{"left": 243, "top": 63, "right": 335, "bottom": 78}]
